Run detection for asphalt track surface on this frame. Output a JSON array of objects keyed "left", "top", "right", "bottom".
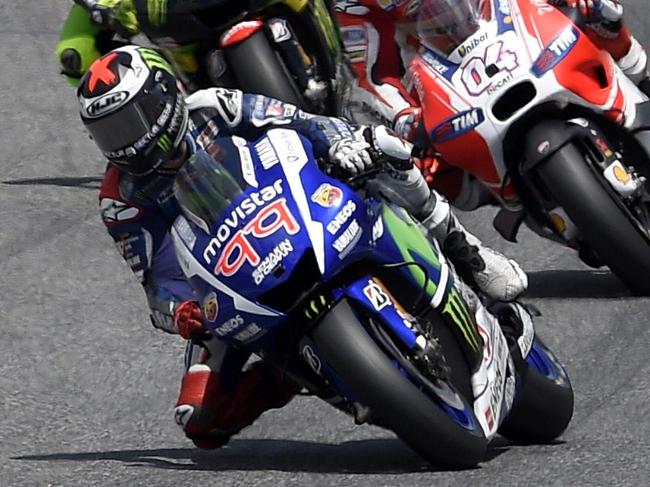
[{"left": 1, "top": 2, "right": 649, "bottom": 486}]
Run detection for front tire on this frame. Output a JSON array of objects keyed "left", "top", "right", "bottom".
[
  {"left": 310, "top": 300, "right": 487, "bottom": 468},
  {"left": 535, "top": 143, "right": 650, "bottom": 294}
]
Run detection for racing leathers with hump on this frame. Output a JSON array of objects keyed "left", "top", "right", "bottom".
[
  {"left": 80, "top": 46, "right": 527, "bottom": 448},
  {"left": 335, "top": 0, "right": 650, "bottom": 205}
]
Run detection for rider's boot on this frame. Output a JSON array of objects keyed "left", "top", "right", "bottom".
[
  {"left": 174, "top": 361, "right": 299, "bottom": 449},
  {"left": 488, "top": 301, "right": 536, "bottom": 362},
  {"left": 417, "top": 191, "right": 528, "bottom": 302},
  {"left": 363, "top": 127, "right": 527, "bottom": 302}
]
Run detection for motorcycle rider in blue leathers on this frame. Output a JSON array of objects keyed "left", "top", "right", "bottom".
[{"left": 78, "top": 45, "right": 528, "bottom": 448}]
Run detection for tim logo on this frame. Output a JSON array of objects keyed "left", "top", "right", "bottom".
[
  {"left": 532, "top": 27, "right": 580, "bottom": 77},
  {"left": 431, "top": 109, "right": 485, "bottom": 143}
]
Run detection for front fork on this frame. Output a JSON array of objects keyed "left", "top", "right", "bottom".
[
  {"left": 518, "top": 117, "right": 647, "bottom": 245},
  {"left": 266, "top": 17, "right": 328, "bottom": 109},
  {"left": 343, "top": 274, "right": 521, "bottom": 439},
  {"left": 559, "top": 120, "right": 648, "bottom": 239},
  {"left": 210, "top": 14, "right": 329, "bottom": 110}
]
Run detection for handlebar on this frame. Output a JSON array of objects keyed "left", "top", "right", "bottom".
[
  {"left": 318, "top": 124, "right": 424, "bottom": 189},
  {"left": 318, "top": 153, "right": 412, "bottom": 192}
]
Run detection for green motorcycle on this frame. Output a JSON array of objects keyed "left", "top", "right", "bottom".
[{"left": 128, "top": 0, "right": 350, "bottom": 115}]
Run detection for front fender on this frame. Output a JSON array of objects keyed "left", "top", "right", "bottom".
[{"left": 520, "top": 120, "right": 585, "bottom": 173}]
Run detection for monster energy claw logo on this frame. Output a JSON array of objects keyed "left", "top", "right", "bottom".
[
  {"left": 304, "top": 295, "right": 328, "bottom": 320},
  {"left": 442, "top": 287, "right": 481, "bottom": 352},
  {"left": 138, "top": 47, "right": 174, "bottom": 75},
  {"left": 157, "top": 133, "right": 172, "bottom": 152}
]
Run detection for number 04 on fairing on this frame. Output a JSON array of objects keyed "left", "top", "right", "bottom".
[{"left": 409, "top": 0, "right": 650, "bottom": 294}]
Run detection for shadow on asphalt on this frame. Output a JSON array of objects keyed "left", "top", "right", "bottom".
[
  {"left": 13, "top": 437, "right": 511, "bottom": 474},
  {"left": 525, "top": 270, "right": 629, "bottom": 299},
  {"left": 2, "top": 176, "right": 102, "bottom": 190}
]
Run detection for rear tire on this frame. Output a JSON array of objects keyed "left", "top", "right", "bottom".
[
  {"left": 499, "top": 339, "right": 574, "bottom": 443},
  {"left": 535, "top": 143, "right": 650, "bottom": 294},
  {"left": 311, "top": 299, "right": 487, "bottom": 468}
]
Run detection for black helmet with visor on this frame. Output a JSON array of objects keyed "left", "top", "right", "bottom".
[{"left": 78, "top": 45, "right": 188, "bottom": 176}]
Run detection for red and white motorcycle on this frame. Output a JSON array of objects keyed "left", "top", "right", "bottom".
[{"left": 407, "top": 0, "right": 650, "bottom": 293}]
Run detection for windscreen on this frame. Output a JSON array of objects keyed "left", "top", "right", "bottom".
[
  {"left": 416, "top": 0, "right": 482, "bottom": 56},
  {"left": 173, "top": 147, "right": 245, "bottom": 232}
]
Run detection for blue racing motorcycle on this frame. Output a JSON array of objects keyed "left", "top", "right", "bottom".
[{"left": 170, "top": 128, "right": 574, "bottom": 467}]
